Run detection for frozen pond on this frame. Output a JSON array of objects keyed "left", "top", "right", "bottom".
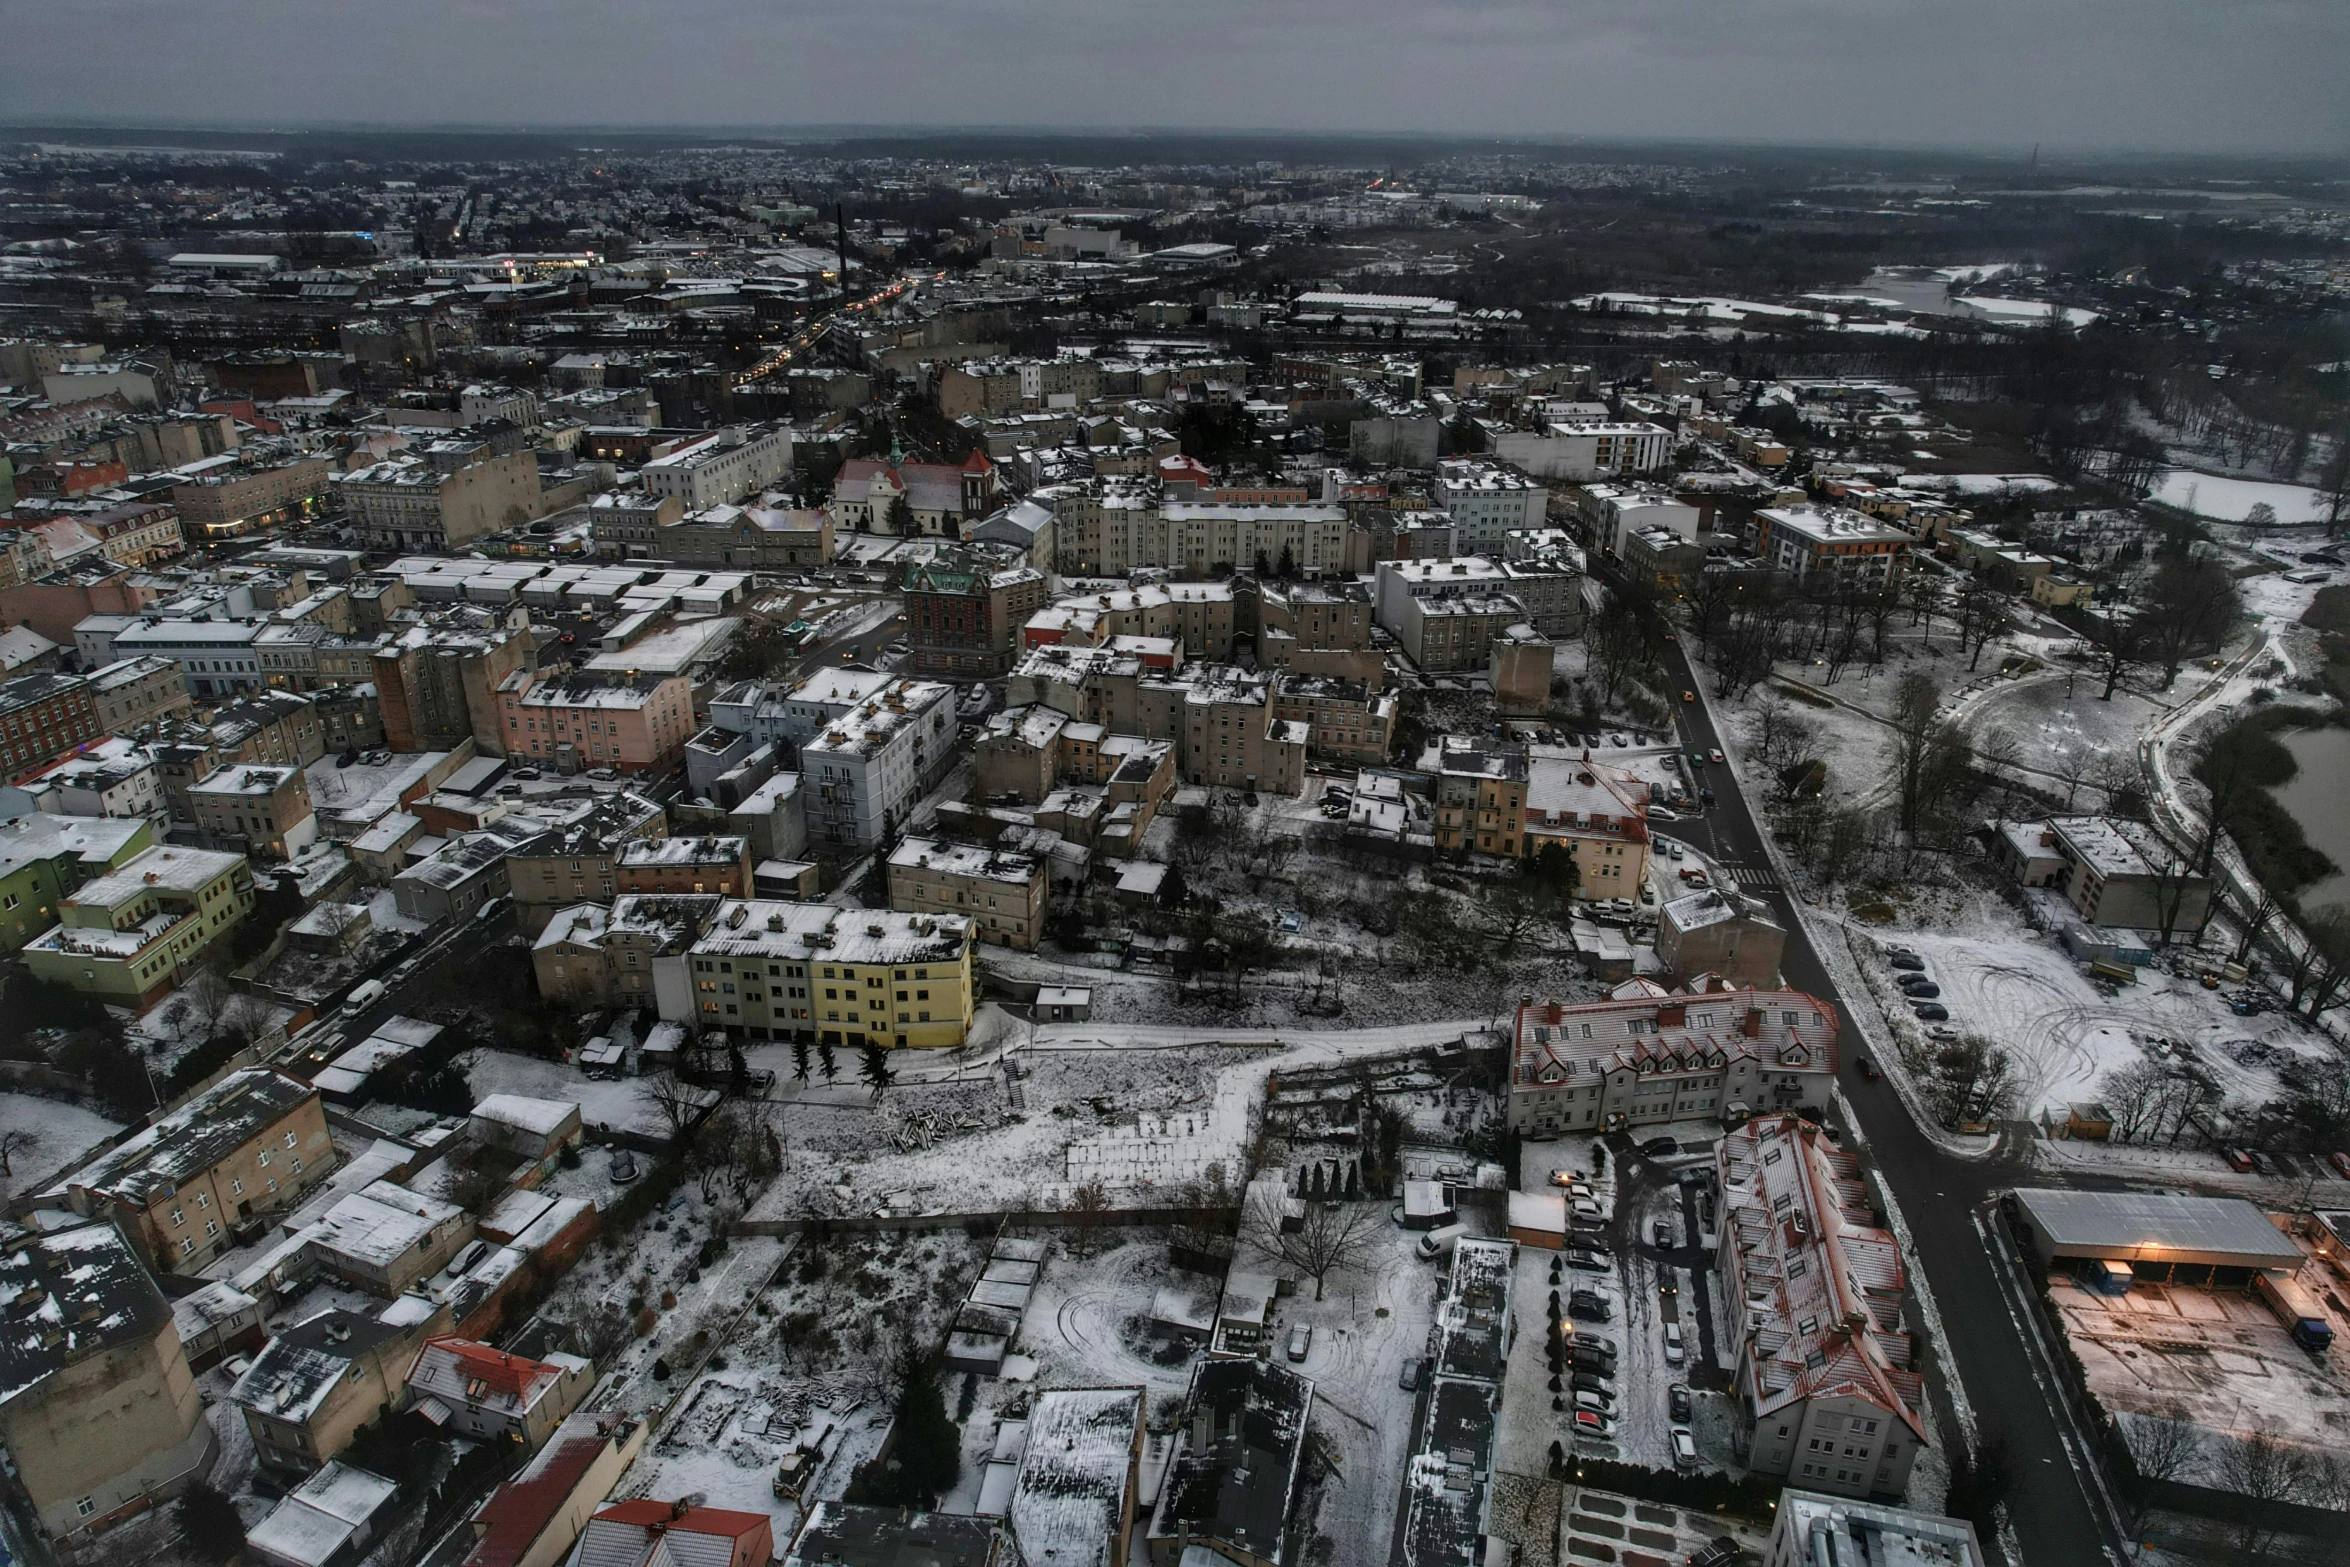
[{"left": 2274, "top": 725, "right": 2350, "bottom": 916}]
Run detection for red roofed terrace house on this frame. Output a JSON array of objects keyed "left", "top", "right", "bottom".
[
  {"left": 1507, "top": 977, "right": 1837, "bottom": 1136},
  {"left": 1716, "top": 1114, "right": 1925, "bottom": 1499},
  {"left": 406, "top": 1337, "right": 594, "bottom": 1451},
  {"left": 574, "top": 1499, "right": 774, "bottom": 1567},
  {"left": 460, "top": 1411, "right": 646, "bottom": 1567}
]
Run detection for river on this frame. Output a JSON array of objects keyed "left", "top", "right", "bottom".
[{"left": 2275, "top": 725, "right": 2350, "bottom": 915}]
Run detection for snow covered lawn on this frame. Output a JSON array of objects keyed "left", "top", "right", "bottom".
[
  {"left": 2150, "top": 470, "right": 2332, "bottom": 525},
  {"left": 464, "top": 1047, "right": 667, "bottom": 1139},
  {"left": 0, "top": 1092, "right": 123, "bottom": 1196}
]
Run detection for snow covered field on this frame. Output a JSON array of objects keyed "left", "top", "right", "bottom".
[
  {"left": 1863, "top": 928, "right": 2327, "bottom": 1121},
  {"left": 2151, "top": 469, "right": 2331, "bottom": 524},
  {"left": 0, "top": 1092, "right": 123, "bottom": 1196}
]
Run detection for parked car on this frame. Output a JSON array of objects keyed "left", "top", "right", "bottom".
[
  {"left": 1570, "top": 1197, "right": 1604, "bottom": 1221},
  {"left": 1569, "top": 1290, "right": 1612, "bottom": 1322},
  {"left": 1889, "top": 952, "right": 1926, "bottom": 971},
  {"left": 2329, "top": 1151, "right": 2350, "bottom": 1181},
  {"left": 1575, "top": 1389, "right": 1616, "bottom": 1416},
  {"left": 1669, "top": 1383, "right": 1692, "bottom": 1422},
  {"left": 1652, "top": 1220, "right": 1676, "bottom": 1248},
  {"left": 1287, "top": 1323, "right": 1313, "bottom": 1362},
  {"left": 1416, "top": 1224, "right": 1468, "bottom": 1260},
  {"left": 1639, "top": 1136, "right": 1679, "bottom": 1158},
  {"left": 1663, "top": 1321, "right": 1685, "bottom": 1365},
  {"left": 1399, "top": 1357, "right": 1424, "bottom": 1391},
  {"left": 1563, "top": 1249, "right": 1609, "bottom": 1273},
  {"left": 1899, "top": 979, "right": 1942, "bottom": 999},
  {"left": 340, "top": 979, "right": 386, "bottom": 1018},
  {"left": 2221, "top": 1145, "right": 2259, "bottom": 1174},
  {"left": 1671, "top": 1426, "right": 1698, "bottom": 1466},
  {"left": 1570, "top": 1346, "right": 1618, "bottom": 1376},
  {"left": 1912, "top": 1002, "right": 1950, "bottom": 1021},
  {"left": 1665, "top": 839, "right": 1685, "bottom": 860},
  {"left": 1572, "top": 1409, "right": 1615, "bottom": 1438},
  {"left": 1568, "top": 1233, "right": 1613, "bottom": 1258}
]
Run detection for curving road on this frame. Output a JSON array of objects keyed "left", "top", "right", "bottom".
[{"left": 1644, "top": 612, "right": 2121, "bottom": 1567}]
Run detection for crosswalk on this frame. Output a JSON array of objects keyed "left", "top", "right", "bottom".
[{"left": 1721, "top": 864, "right": 1781, "bottom": 892}]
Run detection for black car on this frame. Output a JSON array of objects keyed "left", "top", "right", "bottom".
[
  {"left": 1856, "top": 1054, "right": 1881, "bottom": 1080},
  {"left": 1912, "top": 1002, "right": 1950, "bottom": 1021},
  {"left": 1652, "top": 1219, "right": 1675, "bottom": 1248},
  {"left": 1569, "top": 1341, "right": 1618, "bottom": 1370},
  {"left": 1563, "top": 1249, "right": 1609, "bottom": 1273},
  {"left": 1898, "top": 977, "right": 1940, "bottom": 998},
  {"left": 1889, "top": 953, "right": 1926, "bottom": 972},
  {"left": 1638, "top": 1136, "right": 1679, "bottom": 1158},
  {"left": 1571, "top": 1370, "right": 1616, "bottom": 1396},
  {"left": 1569, "top": 1290, "right": 1612, "bottom": 1322},
  {"left": 1669, "top": 1383, "right": 1692, "bottom": 1422}
]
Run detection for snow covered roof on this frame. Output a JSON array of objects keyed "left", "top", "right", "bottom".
[
  {"left": 2011, "top": 1189, "right": 2302, "bottom": 1269},
  {"left": 578, "top": 1501, "right": 770, "bottom": 1567},
  {"left": 1009, "top": 1386, "right": 1144, "bottom": 1567},
  {"left": 784, "top": 1503, "right": 1001, "bottom": 1567},
  {"left": 470, "top": 1094, "right": 583, "bottom": 1140},
  {"left": 407, "top": 1336, "right": 584, "bottom": 1415},
  {"left": 464, "top": 1412, "right": 642, "bottom": 1567},
  {"left": 1718, "top": 1116, "right": 1923, "bottom": 1438},
  {"left": 1155, "top": 1358, "right": 1312, "bottom": 1564},
  {"left": 244, "top": 1461, "right": 398, "bottom": 1567},
  {"left": 0, "top": 1219, "right": 171, "bottom": 1409},
  {"left": 54, "top": 1068, "right": 315, "bottom": 1208},
  {"left": 309, "top": 1184, "right": 465, "bottom": 1271},
  {"left": 230, "top": 1307, "right": 405, "bottom": 1422}
]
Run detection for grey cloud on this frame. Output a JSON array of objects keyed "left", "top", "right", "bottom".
[{"left": 0, "top": 0, "right": 2342, "bottom": 154}]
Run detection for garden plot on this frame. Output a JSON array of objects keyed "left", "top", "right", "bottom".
[
  {"left": 1887, "top": 932, "right": 2322, "bottom": 1121},
  {"left": 611, "top": 1364, "right": 880, "bottom": 1536},
  {"left": 756, "top": 1046, "right": 1269, "bottom": 1219}
]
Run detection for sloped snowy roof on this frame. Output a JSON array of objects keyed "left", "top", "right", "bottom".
[
  {"left": 1009, "top": 1386, "right": 1143, "bottom": 1567},
  {"left": 0, "top": 1219, "right": 170, "bottom": 1408}
]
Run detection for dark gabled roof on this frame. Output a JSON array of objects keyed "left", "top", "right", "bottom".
[{"left": 56, "top": 1068, "right": 315, "bottom": 1208}]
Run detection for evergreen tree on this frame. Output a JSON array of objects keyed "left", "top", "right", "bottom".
[
  {"left": 792, "top": 1037, "right": 812, "bottom": 1083},
  {"left": 858, "top": 1042, "right": 894, "bottom": 1100},
  {"left": 818, "top": 1040, "right": 838, "bottom": 1081}
]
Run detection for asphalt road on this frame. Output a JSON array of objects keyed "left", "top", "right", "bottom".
[{"left": 1651, "top": 628, "right": 2118, "bottom": 1567}]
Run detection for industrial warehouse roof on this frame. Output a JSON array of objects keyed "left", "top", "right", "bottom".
[{"left": 2012, "top": 1188, "right": 2303, "bottom": 1269}]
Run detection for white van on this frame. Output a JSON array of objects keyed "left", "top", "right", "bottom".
[
  {"left": 1416, "top": 1223, "right": 1468, "bottom": 1261},
  {"left": 341, "top": 979, "right": 386, "bottom": 1017}
]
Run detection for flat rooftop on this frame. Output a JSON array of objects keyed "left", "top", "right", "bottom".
[{"left": 2013, "top": 1188, "right": 2304, "bottom": 1269}]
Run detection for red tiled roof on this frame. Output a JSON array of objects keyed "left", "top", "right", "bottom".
[
  {"left": 594, "top": 1501, "right": 770, "bottom": 1537},
  {"left": 464, "top": 1436, "right": 611, "bottom": 1567}
]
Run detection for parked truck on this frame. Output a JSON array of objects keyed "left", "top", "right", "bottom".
[{"left": 2255, "top": 1270, "right": 2335, "bottom": 1354}]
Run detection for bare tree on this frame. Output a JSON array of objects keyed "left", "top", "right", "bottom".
[
  {"left": 2231, "top": 887, "right": 2280, "bottom": 968},
  {"left": 1241, "top": 1183, "right": 1383, "bottom": 1301},
  {"left": 1063, "top": 1178, "right": 1111, "bottom": 1256},
  {"left": 645, "top": 1068, "right": 703, "bottom": 1147},
  {"left": 2209, "top": 1431, "right": 2311, "bottom": 1560},
  {"left": 1886, "top": 673, "right": 1969, "bottom": 836},
  {"left": 0, "top": 1128, "right": 34, "bottom": 1177},
  {"left": 2140, "top": 557, "right": 2242, "bottom": 689},
  {"left": 1954, "top": 577, "right": 2009, "bottom": 672},
  {"left": 2117, "top": 1407, "right": 2207, "bottom": 1548},
  {"left": 2087, "top": 612, "right": 2149, "bottom": 701}
]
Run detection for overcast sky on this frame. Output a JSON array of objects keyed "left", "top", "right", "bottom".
[{"left": 5, "top": 0, "right": 2344, "bottom": 158}]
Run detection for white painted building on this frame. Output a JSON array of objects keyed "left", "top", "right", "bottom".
[
  {"left": 639, "top": 425, "right": 793, "bottom": 510},
  {"left": 1492, "top": 421, "right": 1674, "bottom": 481},
  {"left": 799, "top": 678, "right": 959, "bottom": 845},
  {"left": 1434, "top": 460, "right": 1548, "bottom": 554}
]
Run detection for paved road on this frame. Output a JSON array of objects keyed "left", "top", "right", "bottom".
[{"left": 1650, "top": 626, "right": 2118, "bottom": 1567}]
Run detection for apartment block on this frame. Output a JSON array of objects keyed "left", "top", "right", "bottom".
[
  {"left": 50, "top": 1068, "right": 334, "bottom": 1273},
  {"left": 677, "top": 898, "right": 976, "bottom": 1048},
  {"left": 798, "top": 678, "right": 958, "bottom": 846},
  {"left": 639, "top": 425, "right": 792, "bottom": 510},
  {"left": 339, "top": 446, "right": 543, "bottom": 551},
  {"left": 496, "top": 667, "right": 697, "bottom": 775},
  {"left": 1717, "top": 1115, "right": 1924, "bottom": 1499},
  {"left": 20, "top": 844, "right": 255, "bottom": 1011},
  {"left": 905, "top": 554, "right": 1051, "bottom": 678},
  {"left": 0, "top": 669, "right": 100, "bottom": 777},
  {"left": 189, "top": 762, "right": 317, "bottom": 861},
  {"left": 887, "top": 835, "right": 1049, "bottom": 950},
  {"left": 1507, "top": 980, "right": 1839, "bottom": 1135}
]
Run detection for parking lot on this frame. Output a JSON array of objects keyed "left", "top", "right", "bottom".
[{"left": 1507, "top": 1127, "right": 1745, "bottom": 1479}]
